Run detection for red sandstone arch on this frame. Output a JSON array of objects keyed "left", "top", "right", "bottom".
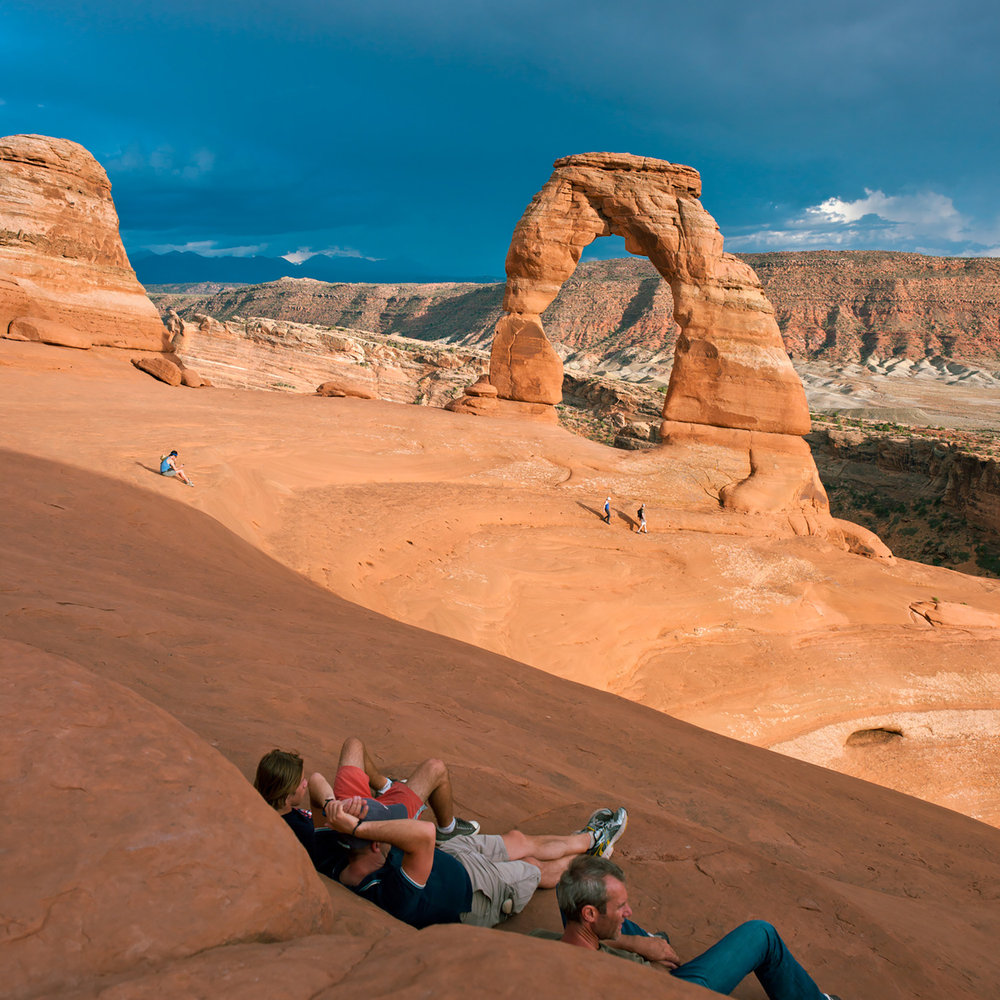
[{"left": 450, "top": 152, "right": 846, "bottom": 530}]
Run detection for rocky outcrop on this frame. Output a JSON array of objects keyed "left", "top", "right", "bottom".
[
  {"left": 0, "top": 134, "right": 168, "bottom": 351},
  {"left": 1, "top": 639, "right": 331, "bottom": 1000},
  {"left": 174, "top": 313, "right": 488, "bottom": 405}
]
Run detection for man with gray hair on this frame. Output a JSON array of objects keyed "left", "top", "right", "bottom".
[{"left": 535, "top": 856, "right": 842, "bottom": 1000}]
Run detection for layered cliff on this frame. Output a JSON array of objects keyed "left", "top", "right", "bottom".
[
  {"left": 0, "top": 134, "right": 168, "bottom": 351},
  {"left": 152, "top": 250, "right": 1000, "bottom": 366},
  {"left": 744, "top": 251, "right": 1000, "bottom": 363}
]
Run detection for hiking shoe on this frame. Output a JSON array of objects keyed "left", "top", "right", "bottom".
[
  {"left": 575, "top": 808, "right": 614, "bottom": 835},
  {"left": 586, "top": 806, "right": 628, "bottom": 858},
  {"left": 436, "top": 816, "right": 480, "bottom": 841}
]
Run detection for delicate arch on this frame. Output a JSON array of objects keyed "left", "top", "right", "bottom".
[{"left": 489, "top": 152, "right": 810, "bottom": 436}]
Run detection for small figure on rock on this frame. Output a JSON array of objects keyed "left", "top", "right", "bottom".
[
  {"left": 636, "top": 503, "right": 647, "bottom": 534},
  {"left": 603, "top": 496, "right": 612, "bottom": 524},
  {"left": 159, "top": 449, "right": 194, "bottom": 487}
]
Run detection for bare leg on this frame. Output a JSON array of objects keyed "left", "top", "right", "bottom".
[
  {"left": 501, "top": 829, "right": 590, "bottom": 863},
  {"left": 338, "top": 737, "right": 391, "bottom": 795},
  {"left": 404, "top": 757, "right": 454, "bottom": 827},
  {"left": 522, "top": 853, "right": 578, "bottom": 888}
]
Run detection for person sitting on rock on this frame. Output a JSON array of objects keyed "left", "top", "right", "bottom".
[
  {"left": 535, "top": 856, "right": 841, "bottom": 1000},
  {"left": 322, "top": 797, "right": 628, "bottom": 930},
  {"left": 253, "top": 736, "right": 480, "bottom": 877},
  {"left": 159, "top": 449, "right": 194, "bottom": 487}
]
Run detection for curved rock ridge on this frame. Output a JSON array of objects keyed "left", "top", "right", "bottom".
[
  {"left": 0, "top": 638, "right": 332, "bottom": 1000},
  {"left": 0, "top": 134, "right": 168, "bottom": 351},
  {"left": 450, "top": 152, "right": 831, "bottom": 528}
]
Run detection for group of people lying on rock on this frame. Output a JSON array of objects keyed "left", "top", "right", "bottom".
[{"left": 253, "top": 737, "right": 841, "bottom": 1000}]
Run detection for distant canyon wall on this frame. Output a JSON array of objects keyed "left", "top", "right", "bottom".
[{"left": 152, "top": 251, "right": 1000, "bottom": 366}]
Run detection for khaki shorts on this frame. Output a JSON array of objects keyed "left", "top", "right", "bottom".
[{"left": 437, "top": 834, "right": 541, "bottom": 927}]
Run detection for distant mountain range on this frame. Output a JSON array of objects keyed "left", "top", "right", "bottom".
[
  {"left": 149, "top": 251, "right": 1000, "bottom": 366},
  {"left": 130, "top": 249, "right": 500, "bottom": 286}
]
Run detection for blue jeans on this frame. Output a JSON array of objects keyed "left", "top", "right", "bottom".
[{"left": 671, "top": 920, "right": 825, "bottom": 999}]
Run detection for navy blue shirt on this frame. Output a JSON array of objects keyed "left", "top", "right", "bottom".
[
  {"left": 283, "top": 808, "right": 348, "bottom": 877},
  {"left": 350, "top": 846, "right": 474, "bottom": 928}
]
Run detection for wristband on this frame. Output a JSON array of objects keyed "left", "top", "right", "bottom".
[{"left": 322, "top": 797, "right": 335, "bottom": 809}]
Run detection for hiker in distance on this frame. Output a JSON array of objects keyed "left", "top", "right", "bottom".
[{"left": 159, "top": 449, "right": 194, "bottom": 486}]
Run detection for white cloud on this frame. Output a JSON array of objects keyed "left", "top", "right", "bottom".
[
  {"left": 806, "top": 189, "right": 966, "bottom": 240},
  {"left": 728, "top": 186, "right": 1000, "bottom": 256},
  {"left": 145, "top": 240, "right": 266, "bottom": 257},
  {"left": 282, "top": 246, "right": 379, "bottom": 264}
]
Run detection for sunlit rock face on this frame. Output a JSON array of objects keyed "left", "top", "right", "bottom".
[
  {"left": 452, "top": 152, "right": 832, "bottom": 529},
  {"left": 0, "top": 134, "right": 168, "bottom": 351}
]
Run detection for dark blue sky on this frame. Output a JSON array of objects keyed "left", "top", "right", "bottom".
[{"left": 4, "top": 0, "right": 999, "bottom": 278}]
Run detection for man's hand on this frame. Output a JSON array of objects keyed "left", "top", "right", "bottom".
[
  {"left": 325, "top": 798, "right": 367, "bottom": 835},
  {"left": 611, "top": 933, "right": 681, "bottom": 969},
  {"left": 322, "top": 795, "right": 368, "bottom": 826}
]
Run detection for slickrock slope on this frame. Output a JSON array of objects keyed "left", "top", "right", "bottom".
[
  {"left": 3, "top": 343, "right": 1000, "bottom": 1000},
  {"left": 3, "top": 340, "right": 999, "bottom": 821},
  {"left": 0, "top": 135, "right": 168, "bottom": 351}
]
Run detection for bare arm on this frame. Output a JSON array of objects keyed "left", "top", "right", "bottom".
[
  {"left": 326, "top": 800, "right": 436, "bottom": 885},
  {"left": 307, "top": 771, "right": 336, "bottom": 818},
  {"left": 607, "top": 933, "right": 681, "bottom": 969}
]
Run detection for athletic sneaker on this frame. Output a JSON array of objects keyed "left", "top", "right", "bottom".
[
  {"left": 586, "top": 806, "right": 628, "bottom": 858},
  {"left": 436, "top": 816, "right": 481, "bottom": 841},
  {"left": 575, "top": 808, "right": 614, "bottom": 835}
]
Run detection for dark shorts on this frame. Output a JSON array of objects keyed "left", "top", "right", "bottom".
[{"left": 334, "top": 764, "right": 425, "bottom": 818}]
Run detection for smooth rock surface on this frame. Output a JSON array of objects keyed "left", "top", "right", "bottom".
[
  {"left": 3, "top": 344, "right": 1000, "bottom": 999},
  {"left": 0, "top": 640, "right": 332, "bottom": 1000}
]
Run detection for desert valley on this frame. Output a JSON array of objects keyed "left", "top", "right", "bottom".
[{"left": 3, "top": 133, "right": 1000, "bottom": 1000}]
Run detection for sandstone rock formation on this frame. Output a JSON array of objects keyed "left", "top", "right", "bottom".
[
  {"left": 132, "top": 354, "right": 184, "bottom": 386},
  {"left": 0, "top": 134, "right": 168, "bottom": 351},
  {"left": 4, "top": 375, "right": 1000, "bottom": 999},
  {"left": 171, "top": 312, "right": 488, "bottom": 404},
  {"left": 1, "top": 638, "right": 332, "bottom": 1000},
  {"left": 316, "top": 379, "right": 377, "bottom": 399},
  {"left": 450, "top": 153, "right": 830, "bottom": 525}
]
